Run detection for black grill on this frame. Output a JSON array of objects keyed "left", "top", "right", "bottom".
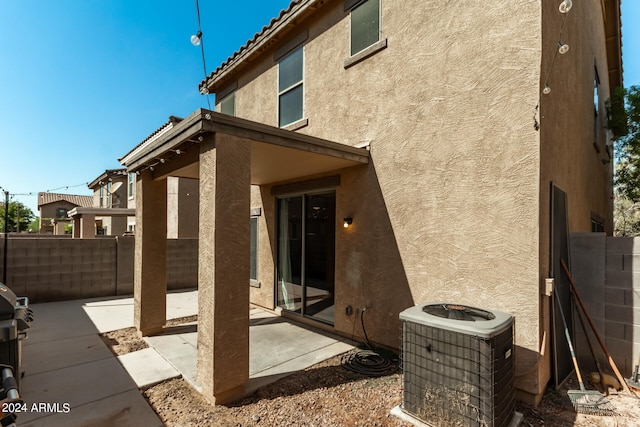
[{"left": 0, "top": 282, "right": 33, "bottom": 426}]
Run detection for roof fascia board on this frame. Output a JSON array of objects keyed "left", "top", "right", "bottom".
[
  {"left": 203, "top": 112, "right": 369, "bottom": 164},
  {"left": 207, "top": 0, "right": 316, "bottom": 90},
  {"left": 126, "top": 110, "right": 206, "bottom": 170},
  {"left": 120, "top": 122, "right": 176, "bottom": 165}
]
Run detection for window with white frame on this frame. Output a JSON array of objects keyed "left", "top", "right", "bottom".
[
  {"left": 250, "top": 216, "right": 259, "bottom": 286},
  {"left": 107, "top": 181, "right": 112, "bottom": 207},
  {"left": 350, "top": 0, "right": 380, "bottom": 56},
  {"left": 220, "top": 91, "right": 235, "bottom": 116},
  {"left": 278, "top": 46, "right": 304, "bottom": 127},
  {"left": 128, "top": 173, "right": 135, "bottom": 199},
  {"left": 594, "top": 67, "right": 601, "bottom": 151},
  {"left": 99, "top": 187, "right": 104, "bottom": 207}
]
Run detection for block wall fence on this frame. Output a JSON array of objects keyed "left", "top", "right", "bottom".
[
  {"left": 0, "top": 235, "right": 197, "bottom": 302},
  {"left": 570, "top": 233, "right": 640, "bottom": 378}
]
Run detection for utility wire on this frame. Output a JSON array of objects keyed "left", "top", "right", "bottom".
[{"left": 195, "top": 0, "right": 211, "bottom": 110}]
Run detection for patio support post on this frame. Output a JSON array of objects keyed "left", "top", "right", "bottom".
[
  {"left": 197, "top": 133, "right": 250, "bottom": 405},
  {"left": 80, "top": 214, "right": 95, "bottom": 238},
  {"left": 133, "top": 170, "right": 167, "bottom": 336}
]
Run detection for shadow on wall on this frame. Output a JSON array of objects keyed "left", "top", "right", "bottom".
[
  {"left": 336, "top": 161, "right": 414, "bottom": 349},
  {"left": 258, "top": 160, "right": 414, "bottom": 350}
]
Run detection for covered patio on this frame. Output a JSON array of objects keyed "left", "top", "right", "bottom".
[{"left": 121, "top": 109, "right": 369, "bottom": 404}]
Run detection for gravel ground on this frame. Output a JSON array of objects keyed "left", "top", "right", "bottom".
[{"left": 101, "top": 320, "right": 640, "bottom": 427}]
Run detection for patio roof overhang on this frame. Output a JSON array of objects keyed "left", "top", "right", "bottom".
[
  {"left": 68, "top": 207, "right": 136, "bottom": 218},
  {"left": 122, "top": 109, "right": 370, "bottom": 185}
]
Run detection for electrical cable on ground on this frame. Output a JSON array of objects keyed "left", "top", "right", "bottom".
[{"left": 340, "top": 307, "right": 398, "bottom": 377}]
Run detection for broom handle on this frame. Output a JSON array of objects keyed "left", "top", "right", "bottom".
[
  {"left": 553, "top": 281, "right": 587, "bottom": 390},
  {"left": 560, "top": 259, "right": 630, "bottom": 393}
]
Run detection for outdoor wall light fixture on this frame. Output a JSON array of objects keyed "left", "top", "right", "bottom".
[
  {"left": 542, "top": 84, "right": 551, "bottom": 95},
  {"left": 343, "top": 217, "right": 353, "bottom": 228},
  {"left": 558, "top": 0, "right": 572, "bottom": 13},
  {"left": 557, "top": 42, "right": 569, "bottom": 55}
]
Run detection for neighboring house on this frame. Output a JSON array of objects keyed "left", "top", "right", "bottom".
[
  {"left": 37, "top": 192, "right": 93, "bottom": 234},
  {"left": 119, "top": 117, "right": 200, "bottom": 239},
  {"left": 68, "top": 169, "right": 135, "bottom": 238},
  {"left": 121, "top": 0, "right": 622, "bottom": 406}
]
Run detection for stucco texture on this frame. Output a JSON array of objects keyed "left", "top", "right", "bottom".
[
  {"left": 220, "top": 0, "right": 541, "bottom": 347},
  {"left": 207, "top": 0, "right": 614, "bottom": 403}
]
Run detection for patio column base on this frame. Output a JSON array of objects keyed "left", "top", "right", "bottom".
[
  {"left": 204, "top": 384, "right": 246, "bottom": 406},
  {"left": 136, "top": 326, "right": 164, "bottom": 338}
]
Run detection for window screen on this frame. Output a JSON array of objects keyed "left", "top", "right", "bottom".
[
  {"left": 351, "top": 0, "right": 380, "bottom": 55},
  {"left": 278, "top": 47, "right": 304, "bottom": 127},
  {"left": 250, "top": 217, "right": 258, "bottom": 281},
  {"left": 220, "top": 92, "right": 235, "bottom": 116}
]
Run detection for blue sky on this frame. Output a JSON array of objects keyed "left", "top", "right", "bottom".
[{"left": 0, "top": 1, "right": 639, "bottom": 215}]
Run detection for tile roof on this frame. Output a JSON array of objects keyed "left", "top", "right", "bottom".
[
  {"left": 119, "top": 116, "right": 183, "bottom": 165},
  {"left": 87, "top": 168, "right": 128, "bottom": 189},
  {"left": 37, "top": 193, "right": 93, "bottom": 209},
  {"left": 200, "top": 0, "right": 309, "bottom": 91}
]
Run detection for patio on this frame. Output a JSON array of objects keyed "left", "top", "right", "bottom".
[{"left": 19, "top": 290, "right": 355, "bottom": 426}]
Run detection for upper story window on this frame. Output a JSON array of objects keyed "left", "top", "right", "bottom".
[
  {"left": 220, "top": 91, "right": 236, "bottom": 116},
  {"left": 56, "top": 207, "right": 67, "bottom": 219},
  {"left": 128, "top": 173, "right": 135, "bottom": 199},
  {"left": 106, "top": 181, "right": 112, "bottom": 208},
  {"left": 99, "top": 186, "right": 104, "bottom": 208},
  {"left": 350, "top": 0, "right": 380, "bottom": 56},
  {"left": 278, "top": 46, "right": 304, "bottom": 127},
  {"left": 593, "top": 67, "right": 601, "bottom": 152}
]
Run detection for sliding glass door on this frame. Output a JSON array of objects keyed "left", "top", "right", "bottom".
[{"left": 277, "top": 191, "right": 335, "bottom": 324}]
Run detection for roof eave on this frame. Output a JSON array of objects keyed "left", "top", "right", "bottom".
[
  {"left": 125, "top": 109, "right": 207, "bottom": 171},
  {"left": 202, "top": 0, "right": 321, "bottom": 93},
  {"left": 604, "top": 0, "right": 623, "bottom": 89}
]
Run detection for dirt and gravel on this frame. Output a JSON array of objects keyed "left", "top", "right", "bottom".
[{"left": 100, "top": 320, "right": 640, "bottom": 427}]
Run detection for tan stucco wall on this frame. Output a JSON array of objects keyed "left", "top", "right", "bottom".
[
  {"left": 167, "top": 177, "right": 199, "bottom": 239},
  {"left": 535, "top": 0, "right": 615, "bottom": 401},
  {"left": 539, "top": 1, "right": 614, "bottom": 241},
  {"left": 250, "top": 185, "right": 276, "bottom": 309},
  {"left": 210, "top": 0, "right": 612, "bottom": 402}
]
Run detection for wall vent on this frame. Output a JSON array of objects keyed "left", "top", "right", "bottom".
[{"left": 400, "top": 303, "right": 515, "bottom": 427}]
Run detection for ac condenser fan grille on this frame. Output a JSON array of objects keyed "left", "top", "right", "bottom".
[{"left": 422, "top": 303, "right": 496, "bottom": 321}]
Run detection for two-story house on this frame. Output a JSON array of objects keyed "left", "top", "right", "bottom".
[
  {"left": 37, "top": 192, "right": 93, "bottom": 234},
  {"left": 67, "top": 169, "right": 135, "bottom": 237},
  {"left": 121, "top": 0, "right": 622, "bottom": 406}
]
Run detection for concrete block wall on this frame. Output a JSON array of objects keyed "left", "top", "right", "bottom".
[
  {"left": 0, "top": 235, "right": 197, "bottom": 302},
  {"left": 1, "top": 236, "right": 117, "bottom": 301},
  {"left": 167, "top": 238, "right": 198, "bottom": 290},
  {"left": 570, "top": 233, "right": 640, "bottom": 377}
]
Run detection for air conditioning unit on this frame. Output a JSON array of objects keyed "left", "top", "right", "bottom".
[{"left": 400, "top": 303, "right": 515, "bottom": 427}]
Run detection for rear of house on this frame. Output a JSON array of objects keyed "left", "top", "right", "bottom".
[{"left": 124, "top": 0, "right": 620, "bottom": 405}]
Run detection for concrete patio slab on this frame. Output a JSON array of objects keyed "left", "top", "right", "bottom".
[
  {"left": 82, "top": 289, "right": 198, "bottom": 333},
  {"left": 22, "top": 334, "right": 112, "bottom": 376},
  {"left": 143, "top": 307, "right": 356, "bottom": 396},
  {"left": 117, "top": 347, "right": 181, "bottom": 388},
  {"left": 21, "top": 291, "right": 354, "bottom": 426},
  {"left": 21, "top": 389, "right": 162, "bottom": 427},
  {"left": 143, "top": 323, "right": 198, "bottom": 384},
  {"left": 19, "top": 358, "right": 138, "bottom": 424}
]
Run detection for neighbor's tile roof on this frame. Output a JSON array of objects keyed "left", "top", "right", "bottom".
[
  {"left": 119, "top": 116, "right": 183, "bottom": 165},
  {"left": 37, "top": 193, "right": 93, "bottom": 209},
  {"left": 87, "top": 168, "right": 128, "bottom": 189},
  {"left": 200, "top": 0, "right": 308, "bottom": 90}
]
